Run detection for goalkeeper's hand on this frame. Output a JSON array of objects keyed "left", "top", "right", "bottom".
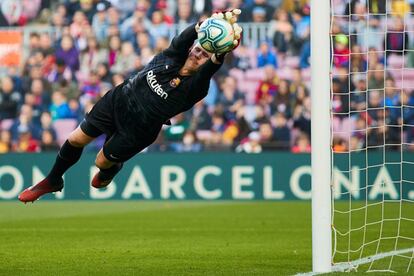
[
  {"left": 196, "top": 9, "right": 243, "bottom": 49},
  {"left": 212, "top": 9, "right": 242, "bottom": 51},
  {"left": 210, "top": 9, "right": 243, "bottom": 63}
]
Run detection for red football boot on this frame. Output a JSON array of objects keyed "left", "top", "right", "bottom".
[
  {"left": 91, "top": 172, "right": 113, "bottom": 189},
  {"left": 18, "top": 178, "right": 64, "bottom": 203}
]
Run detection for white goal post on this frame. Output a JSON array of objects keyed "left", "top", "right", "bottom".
[
  {"left": 311, "top": 0, "right": 414, "bottom": 274},
  {"left": 311, "top": 0, "right": 332, "bottom": 273}
]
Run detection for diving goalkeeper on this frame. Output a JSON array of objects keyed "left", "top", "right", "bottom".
[{"left": 19, "top": 10, "right": 243, "bottom": 203}]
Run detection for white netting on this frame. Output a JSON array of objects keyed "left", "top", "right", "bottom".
[{"left": 330, "top": 0, "right": 414, "bottom": 272}]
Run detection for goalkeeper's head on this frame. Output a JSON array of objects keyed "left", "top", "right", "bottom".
[
  {"left": 181, "top": 9, "right": 242, "bottom": 75},
  {"left": 182, "top": 42, "right": 213, "bottom": 74}
]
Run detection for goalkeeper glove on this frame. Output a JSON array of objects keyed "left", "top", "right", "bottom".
[
  {"left": 211, "top": 9, "right": 242, "bottom": 52},
  {"left": 211, "top": 9, "right": 243, "bottom": 63}
]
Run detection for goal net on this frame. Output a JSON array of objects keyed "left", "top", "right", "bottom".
[{"left": 329, "top": 0, "right": 414, "bottom": 272}]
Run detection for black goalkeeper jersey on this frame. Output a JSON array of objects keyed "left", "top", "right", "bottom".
[{"left": 113, "top": 23, "right": 222, "bottom": 133}]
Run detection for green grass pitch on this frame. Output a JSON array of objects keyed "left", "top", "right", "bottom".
[{"left": 0, "top": 201, "right": 412, "bottom": 275}]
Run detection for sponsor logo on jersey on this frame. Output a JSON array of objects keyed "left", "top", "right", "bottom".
[
  {"left": 169, "top": 77, "right": 181, "bottom": 88},
  {"left": 146, "top": 70, "right": 168, "bottom": 99}
]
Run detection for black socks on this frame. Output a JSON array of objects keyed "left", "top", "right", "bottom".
[
  {"left": 99, "top": 163, "right": 124, "bottom": 181},
  {"left": 47, "top": 140, "right": 84, "bottom": 182}
]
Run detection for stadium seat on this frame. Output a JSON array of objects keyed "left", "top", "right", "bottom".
[
  {"left": 339, "top": 117, "right": 356, "bottom": 139},
  {"left": 246, "top": 48, "right": 258, "bottom": 68},
  {"left": 245, "top": 68, "right": 265, "bottom": 81},
  {"left": 0, "top": 118, "right": 14, "bottom": 130},
  {"left": 196, "top": 130, "right": 212, "bottom": 141},
  {"left": 285, "top": 56, "right": 300, "bottom": 68},
  {"left": 277, "top": 68, "right": 293, "bottom": 80},
  {"left": 332, "top": 116, "right": 342, "bottom": 133},
  {"left": 229, "top": 68, "right": 245, "bottom": 83},
  {"left": 52, "top": 119, "right": 79, "bottom": 146},
  {"left": 301, "top": 68, "right": 311, "bottom": 84},
  {"left": 387, "top": 54, "right": 405, "bottom": 69}
]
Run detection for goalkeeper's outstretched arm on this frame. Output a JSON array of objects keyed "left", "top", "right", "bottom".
[{"left": 164, "top": 23, "right": 198, "bottom": 59}]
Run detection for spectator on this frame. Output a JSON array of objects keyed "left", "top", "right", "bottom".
[
  {"left": 391, "top": 0, "right": 411, "bottom": 17},
  {"left": 13, "top": 129, "right": 40, "bottom": 152},
  {"left": 368, "top": 64, "right": 386, "bottom": 90},
  {"left": 356, "top": 17, "right": 383, "bottom": 50},
  {"left": 96, "top": 62, "right": 113, "bottom": 84},
  {"left": 40, "top": 129, "right": 60, "bottom": 151},
  {"left": 171, "top": 130, "right": 203, "bottom": 152},
  {"left": 236, "top": 131, "right": 263, "bottom": 153},
  {"left": 134, "top": 32, "right": 153, "bottom": 55},
  {"left": 292, "top": 4, "right": 310, "bottom": 42},
  {"left": 47, "top": 58, "right": 73, "bottom": 85},
  {"left": 333, "top": 34, "right": 350, "bottom": 68},
  {"left": 49, "top": 91, "right": 73, "bottom": 121},
  {"left": 258, "top": 121, "right": 275, "bottom": 150},
  {"left": 29, "top": 78, "right": 50, "bottom": 114},
  {"left": 79, "top": 36, "right": 108, "bottom": 79},
  {"left": 331, "top": 78, "right": 349, "bottom": 117},
  {"left": 289, "top": 68, "right": 308, "bottom": 95},
  {"left": 246, "top": 0, "right": 275, "bottom": 22},
  {"left": 292, "top": 97, "right": 311, "bottom": 137},
  {"left": 272, "top": 112, "right": 290, "bottom": 150},
  {"left": 272, "top": 79, "right": 292, "bottom": 116},
  {"left": 385, "top": 17, "right": 409, "bottom": 58},
  {"left": 0, "top": 130, "right": 12, "bottom": 153},
  {"left": 55, "top": 35, "right": 80, "bottom": 73},
  {"left": 0, "top": 76, "right": 21, "bottom": 120},
  {"left": 350, "top": 75, "right": 368, "bottom": 113},
  {"left": 146, "top": 10, "right": 169, "bottom": 41},
  {"left": 78, "top": 0, "right": 96, "bottom": 23},
  {"left": 332, "top": 136, "right": 347, "bottom": 152},
  {"left": 70, "top": 11, "right": 89, "bottom": 39},
  {"left": 154, "top": 36, "right": 170, "bottom": 54},
  {"left": 256, "top": 65, "right": 278, "bottom": 105},
  {"left": 111, "top": 41, "right": 138, "bottom": 74},
  {"left": 9, "top": 105, "right": 40, "bottom": 141},
  {"left": 80, "top": 71, "right": 101, "bottom": 103},
  {"left": 188, "top": 99, "right": 212, "bottom": 130},
  {"left": 217, "top": 76, "right": 244, "bottom": 120},
  {"left": 349, "top": 135, "right": 363, "bottom": 151},
  {"left": 350, "top": 45, "right": 367, "bottom": 72},
  {"left": 299, "top": 39, "right": 310, "bottom": 68},
  {"left": 176, "top": 0, "right": 198, "bottom": 25},
  {"left": 257, "top": 41, "right": 278, "bottom": 68},
  {"left": 233, "top": 45, "right": 253, "bottom": 71},
  {"left": 155, "top": 1, "right": 174, "bottom": 25},
  {"left": 92, "top": 2, "right": 109, "bottom": 43},
  {"left": 270, "top": 9, "right": 296, "bottom": 55},
  {"left": 291, "top": 133, "right": 311, "bottom": 153},
  {"left": 107, "top": 35, "right": 122, "bottom": 68}
]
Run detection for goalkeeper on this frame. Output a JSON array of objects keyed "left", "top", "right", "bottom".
[{"left": 19, "top": 10, "right": 243, "bottom": 203}]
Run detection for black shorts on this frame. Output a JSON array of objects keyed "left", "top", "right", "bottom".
[{"left": 80, "top": 87, "right": 162, "bottom": 162}]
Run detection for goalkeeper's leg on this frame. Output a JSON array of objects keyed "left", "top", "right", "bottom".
[
  {"left": 91, "top": 129, "right": 162, "bottom": 189},
  {"left": 91, "top": 149, "right": 124, "bottom": 189},
  {"left": 18, "top": 127, "right": 97, "bottom": 203}
]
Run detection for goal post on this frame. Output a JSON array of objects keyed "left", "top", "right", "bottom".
[
  {"left": 311, "top": 0, "right": 414, "bottom": 273},
  {"left": 311, "top": 0, "right": 332, "bottom": 273}
]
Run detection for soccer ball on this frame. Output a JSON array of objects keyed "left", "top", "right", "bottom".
[{"left": 197, "top": 18, "right": 235, "bottom": 54}]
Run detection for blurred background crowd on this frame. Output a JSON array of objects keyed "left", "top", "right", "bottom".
[{"left": 0, "top": 0, "right": 413, "bottom": 153}]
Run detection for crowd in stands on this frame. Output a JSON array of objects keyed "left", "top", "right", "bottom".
[{"left": 0, "top": 0, "right": 413, "bottom": 153}]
